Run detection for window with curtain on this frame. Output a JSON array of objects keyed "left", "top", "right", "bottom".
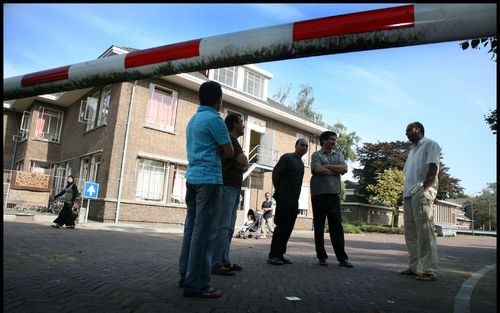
[
  {"left": 97, "top": 87, "right": 111, "bottom": 127},
  {"left": 34, "top": 107, "right": 64, "bottom": 142},
  {"left": 213, "top": 66, "right": 237, "bottom": 88},
  {"left": 136, "top": 158, "right": 167, "bottom": 202},
  {"left": 145, "top": 84, "right": 178, "bottom": 132},
  {"left": 79, "top": 153, "right": 101, "bottom": 183},
  {"left": 85, "top": 91, "right": 100, "bottom": 131},
  {"left": 169, "top": 164, "right": 187, "bottom": 204},
  {"left": 85, "top": 86, "right": 112, "bottom": 131}
]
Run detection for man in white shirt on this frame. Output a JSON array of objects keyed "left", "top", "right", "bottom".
[{"left": 398, "top": 122, "right": 441, "bottom": 282}]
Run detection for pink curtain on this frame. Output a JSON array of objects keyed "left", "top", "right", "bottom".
[
  {"left": 147, "top": 91, "right": 173, "bottom": 128},
  {"left": 35, "top": 116, "right": 45, "bottom": 138}
]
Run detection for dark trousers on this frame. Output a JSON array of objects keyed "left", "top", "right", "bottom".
[
  {"left": 53, "top": 202, "right": 75, "bottom": 227},
  {"left": 312, "top": 193, "right": 348, "bottom": 262},
  {"left": 268, "top": 203, "right": 298, "bottom": 259}
]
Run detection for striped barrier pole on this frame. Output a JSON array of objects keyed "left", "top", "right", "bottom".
[{"left": 3, "top": 4, "right": 496, "bottom": 100}]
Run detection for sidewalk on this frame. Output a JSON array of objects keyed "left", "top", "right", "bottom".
[{"left": 3, "top": 217, "right": 497, "bottom": 313}]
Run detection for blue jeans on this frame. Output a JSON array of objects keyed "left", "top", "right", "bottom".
[
  {"left": 212, "top": 185, "right": 241, "bottom": 268},
  {"left": 179, "top": 183, "right": 222, "bottom": 294}
]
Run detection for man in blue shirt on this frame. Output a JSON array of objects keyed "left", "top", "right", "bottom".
[{"left": 179, "top": 81, "right": 234, "bottom": 298}]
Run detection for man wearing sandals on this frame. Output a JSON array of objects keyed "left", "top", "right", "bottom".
[{"left": 398, "top": 122, "right": 441, "bottom": 282}]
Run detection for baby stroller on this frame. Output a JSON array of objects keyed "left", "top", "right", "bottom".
[{"left": 235, "top": 209, "right": 260, "bottom": 239}]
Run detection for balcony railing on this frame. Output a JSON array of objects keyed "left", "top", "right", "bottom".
[{"left": 248, "top": 145, "right": 279, "bottom": 167}]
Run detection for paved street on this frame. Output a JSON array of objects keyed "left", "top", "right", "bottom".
[{"left": 3, "top": 218, "right": 497, "bottom": 313}]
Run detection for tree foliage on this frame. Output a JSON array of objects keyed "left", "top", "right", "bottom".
[
  {"left": 271, "top": 83, "right": 360, "bottom": 162},
  {"left": 329, "top": 122, "right": 361, "bottom": 162},
  {"left": 460, "top": 38, "right": 496, "bottom": 135},
  {"left": 463, "top": 183, "right": 497, "bottom": 231},
  {"left": 484, "top": 109, "right": 497, "bottom": 135},
  {"left": 366, "top": 168, "right": 405, "bottom": 228},
  {"left": 460, "top": 37, "right": 497, "bottom": 62},
  {"left": 353, "top": 141, "right": 464, "bottom": 201}
]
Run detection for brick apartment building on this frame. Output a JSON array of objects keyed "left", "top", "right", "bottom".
[{"left": 3, "top": 45, "right": 328, "bottom": 229}]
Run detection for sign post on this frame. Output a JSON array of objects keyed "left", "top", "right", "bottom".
[{"left": 82, "top": 182, "right": 99, "bottom": 223}]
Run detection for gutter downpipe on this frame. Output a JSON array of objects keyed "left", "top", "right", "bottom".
[{"left": 115, "top": 80, "right": 137, "bottom": 224}]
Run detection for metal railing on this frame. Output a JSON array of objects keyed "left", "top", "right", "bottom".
[{"left": 248, "top": 145, "right": 279, "bottom": 167}]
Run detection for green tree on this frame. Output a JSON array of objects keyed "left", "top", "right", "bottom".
[
  {"left": 271, "top": 84, "right": 360, "bottom": 162},
  {"left": 366, "top": 168, "right": 405, "bottom": 228},
  {"left": 460, "top": 37, "right": 497, "bottom": 62},
  {"left": 464, "top": 183, "right": 497, "bottom": 231},
  {"left": 329, "top": 122, "right": 361, "bottom": 162},
  {"left": 340, "top": 179, "right": 346, "bottom": 201},
  {"left": 484, "top": 109, "right": 497, "bottom": 135},
  {"left": 353, "top": 141, "right": 464, "bottom": 201}
]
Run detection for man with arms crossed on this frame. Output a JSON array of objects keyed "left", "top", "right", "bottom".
[{"left": 310, "top": 131, "right": 353, "bottom": 268}]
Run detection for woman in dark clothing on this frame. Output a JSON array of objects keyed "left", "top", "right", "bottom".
[{"left": 51, "top": 175, "right": 79, "bottom": 229}]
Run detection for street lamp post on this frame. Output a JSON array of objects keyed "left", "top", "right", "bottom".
[{"left": 471, "top": 199, "right": 474, "bottom": 236}]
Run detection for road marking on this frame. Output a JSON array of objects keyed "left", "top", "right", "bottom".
[{"left": 453, "top": 264, "right": 496, "bottom": 313}]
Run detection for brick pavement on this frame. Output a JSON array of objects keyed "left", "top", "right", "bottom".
[{"left": 3, "top": 220, "right": 497, "bottom": 313}]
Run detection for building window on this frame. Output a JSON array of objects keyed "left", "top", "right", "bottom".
[
  {"left": 85, "top": 91, "right": 99, "bottom": 131},
  {"left": 169, "top": 164, "right": 187, "bottom": 204},
  {"left": 213, "top": 67, "right": 237, "bottom": 88},
  {"left": 34, "top": 107, "right": 64, "bottom": 142},
  {"left": 97, "top": 87, "right": 111, "bottom": 126},
  {"left": 80, "top": 154, "right": 101, "bottom": 183},
  {"left": 145, "top": 84, "right": 178, "bottom": 132},
  {"left": 136, "top": 158, "right": 168, "bottom": 202},
  {"left": 296, "top": 132, "right": 311, "bottom": 166},
  {"left": 20, "top": 111, "right": 31, "bottom": 141},
  {"left": 53, "top": 162, "right": 72, "bottom": 195},
  {"left": 298, "top": 185, "right": 310, "bottom": 216},
  {"left": 243, "top": 70, "right": 264, "bottom": 99},
  {"left": 85, "top": 86, "right": 112, "bottom": 131},
  {"left": 30, "top": 160, "right": 53, "bottom": 175}
]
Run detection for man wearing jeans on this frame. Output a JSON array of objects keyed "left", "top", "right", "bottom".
[
  {"left": 398, "top": 122, "right": 441, "bottom": 282},
  {"left": 212, "top": 113, "right": 248, "bottom": 276},
  {"left": 179, "top": 81, "right": 234, "bottom": 298},
  {"left": 310, "top": 131, "right": 353, "bottom": 268}
]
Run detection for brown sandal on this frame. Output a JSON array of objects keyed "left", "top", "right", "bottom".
[
  {"left": 416, "top": 273, "right": 437, "bottom": 281},
  {"left": 400, "top": 268, "right": 417, "bottom": 276}
]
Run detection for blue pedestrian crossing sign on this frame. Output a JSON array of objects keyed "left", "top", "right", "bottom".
[{"left": 83, "top": 182, "right": 99, "bottom": 199}]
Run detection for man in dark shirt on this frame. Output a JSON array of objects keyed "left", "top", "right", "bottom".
[
  {"left": 212, "top": 113, "right": 248, "bottom": 275},
  {"left": 267, "top": 138, "right": 308, "bottom": 265}
]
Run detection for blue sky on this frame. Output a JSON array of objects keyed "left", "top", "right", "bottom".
[{"left": 4, "top": 4, "right": 497, "bottom": 196}]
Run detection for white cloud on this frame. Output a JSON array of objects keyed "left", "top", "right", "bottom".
[
  {"left": 251, "top": 4, "right": 307, "bottom": 22},
  {"left": 317, "top": 61, "right": 422, "bottom": 113}
]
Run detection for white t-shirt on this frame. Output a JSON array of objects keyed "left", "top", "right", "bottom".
[{"left": 403, "top": 137, "right": 441, "bottom": 198}]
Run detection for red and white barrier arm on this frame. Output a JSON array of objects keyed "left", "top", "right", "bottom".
[{"left": 4, "top": 4, "right": 496, "bottom": 100}]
